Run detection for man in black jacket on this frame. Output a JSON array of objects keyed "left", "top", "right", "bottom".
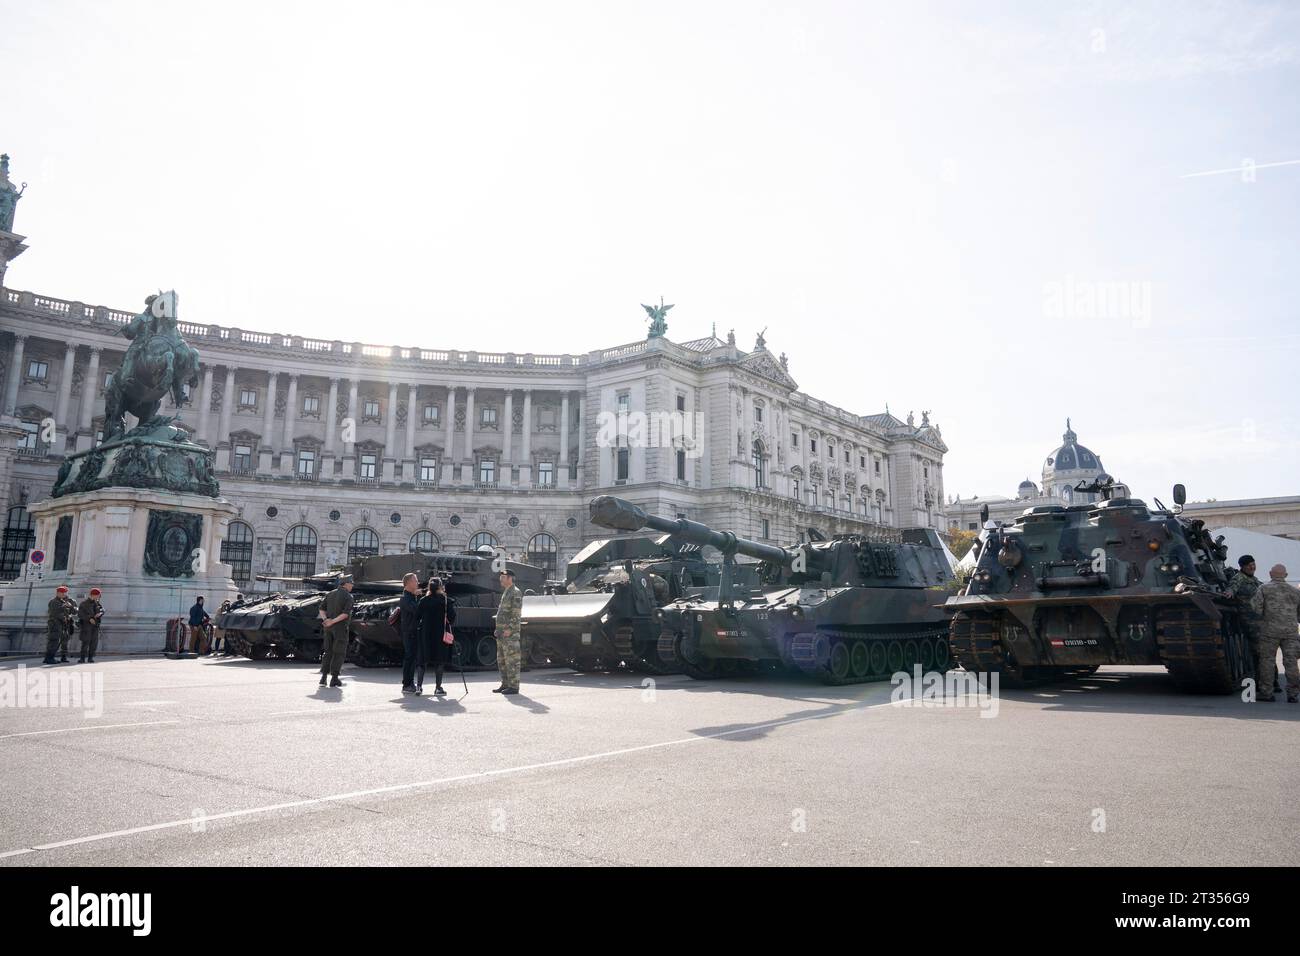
[{"left": 398, "top": 573, "right": 422, "bottom": 695}]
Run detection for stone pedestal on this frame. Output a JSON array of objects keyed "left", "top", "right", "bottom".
[{"left": 0, "top": 487, "right": 239, "bottom": 655}]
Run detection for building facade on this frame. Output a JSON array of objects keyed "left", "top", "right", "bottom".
[{"left": 0, "top": 161, "right": 948, "bottom": 592}]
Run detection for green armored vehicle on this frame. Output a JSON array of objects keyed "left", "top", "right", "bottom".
[
  {"left": 217, "top": 574, "right": 343, "bottom": 663},
  {"left": 349, "top": 550, "right": 546, "bottom": 668},
  {"left": 520, "top": 534, "right": 721, "bottom": 673},
  {"left": 589, "top": 495, "right": 954, "bottom": 684},
  {"left": 946, "top": 479, "right": 1250, "bottom": 693}
]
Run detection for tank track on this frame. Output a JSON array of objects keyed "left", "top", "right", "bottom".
[
  {"left": 1155, "top": 605, "right": 1247, "bottom": 695},
  {"left": 949, "top": 610, "right": 1097, "bottom": 687},
  {"left": 788, "top": 628, "right": 952, "bottom": 686}
]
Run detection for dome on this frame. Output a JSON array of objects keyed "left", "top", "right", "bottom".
[
  {"left": 1043, "top": 418, "right": 1103, "bottom": 476},
  {"left": 1017, "top": 478, "right": 1039, "bottom": 499}
]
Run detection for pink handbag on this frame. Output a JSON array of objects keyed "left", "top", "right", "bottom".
[{"left": 442, "top": 601, "right": 454, "bottom": 645}]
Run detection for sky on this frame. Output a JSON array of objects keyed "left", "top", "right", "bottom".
[{"left": 2, "top": 0, "right": 1297, "bottom": 504}]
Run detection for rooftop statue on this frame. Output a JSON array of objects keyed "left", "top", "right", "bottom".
[
  {"left": 104, "top": 291, "right": 201, "bottom": 441},
  {"left": 642, "top": 296, "right": 673, "bottom": 338}
]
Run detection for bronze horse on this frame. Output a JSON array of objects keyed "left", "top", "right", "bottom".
[{"left": 103, "top": 291, "right": 200, "bottom": 441}]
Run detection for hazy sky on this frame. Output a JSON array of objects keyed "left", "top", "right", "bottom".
[{"left": 3, "top": 0, "right": 1297, "bottom": 504}]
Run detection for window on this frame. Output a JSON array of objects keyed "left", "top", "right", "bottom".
[
  {"left": 616, "top": 447, "right": 629, "bottom": 481},
  {"left": 359, "top": 454, "right": 377, "bottom": 479},
  {"left": 810, "top": 438, "right": 817, "bottom": 454},
  {"left": 284, "top": 525, "right": 318, "bottom": 578},
  {"left": 843, "top": 496, "right": 851, "bottom": 513},
  {"left": 363, "top": 399, "right": 380, "bottom": 419},
  {"left": 27, "top": 360, "right": 49, "bottom": 382},
  {"left": 676, "top": 449, "right": 686, "bottom": 481},
  {"left": 761, "top": 519, "right": 770, "bottom": 539},
  {"left": 297, "top": 449, "right": 317, "bottom": 476},
  {"left": 410, "top": 530, "right": 438, "bottom": 553},
  {"left": 791, "top": 432, "right": 800, "bottom": 449},
  {"left": 239, "top": 388, "right": 258, "bottom": 408},
  {"left": 923, "top": 464, "right": 930, "bottom": 479},
  {"left": 537, "top": 461, "right": 554, "bottom": 487},
  {"left": 94, "top": 430, "right": 103, "bottom": 446},
  {"left": 617, "top": 392, "right": 630, "bottom": 413},
  {"left": 752, "top": 440, "right": 766, "bottom": 489},
  {"left": 792, "top": 478, "right": 801, "bottom": 500},
  {"left": 860, "top": 455, "right": 866, "bottom": 469},
  {"left": 808, "top": 487, "right": 817, "bottom": 507},
  {"left": 469, "top": 531, "right": 498, "bottom": 551},
  {"left": 348, "top": 527, "right": 380, "bottom": 561},
  {"left": 874, "top": 459, "right": 881, "bottom": 475},
  {"left": 303, "top": 395, "right": 320, "bottom": 416},
  {"left": 1, "top": 506, "right": 35, "bottom": 581},
  {"left": 845, "top": 449, "right": 850, "bottom": 463},
  {"left": 419, "top": 457, "right": 438, "bottom": 482},
  {"left": 17, "top": 422, "right": 39, "bottom": 451},
  {"left": 754, "top": 404, "right": 763, "bottom": 423},
  {"left": 527, "top": 532, "right": 558, "bottom": 576},
  {"left": 481, "top": 407, "right": 498, "bottom": 426},
  {"left": 423, "top": 403, "right": 439, "bottom": 424},
  {"left": 233, "top": 444, "right": 253, "bottom": 471},
  {"left": 479, "top": 458, "right": 496, "bottom": 484},
  {"left": 676, "top": 394, "right": 686, "bottom": 412},
  {"left": 968, "top": 522, "right": 978, "bottom": 531},
  {"left": 221, "top": 520, "right": 254, "bottom": 586}
]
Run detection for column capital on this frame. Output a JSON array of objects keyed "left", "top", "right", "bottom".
[
  {"left": 87, "top": 345, "right": 102, "bottom": 357},
  {"left": 10, "top": 332, "right": 28, "bottom": 344},
  {"left": 286, "top": 373, "right": 299, "bottom": 384}
]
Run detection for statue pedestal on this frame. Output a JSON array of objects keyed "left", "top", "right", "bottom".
[{"left": 0, "top": 487, "right": 239, "bottom": 655}]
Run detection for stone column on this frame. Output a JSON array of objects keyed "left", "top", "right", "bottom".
[
  {"left": 346, "top": 380, "right": 359, "bottom": 453},
  {"left": 558, "top": 390, "right": 570, "bottom": 489},
  {"left": 576, "top": 392, "right": 586, "bottom": 489},
  {"left": 384, "top": 380, "right": 398, "bottom": 457},
  {"left": 196, "top": 364, "right": 215, "bottom": 446},
  {"left": 280, "top": 374, "right": 299, "bottom": 475},
  {"left": 442, "top": 385, "right": 457, "bottom": 484},
  {"left": 519, "top": 388, "right": 532, "bottom": 487},
  {"left": 54, "top": 343, "right": 77, "bottom": 448},
  {"left": 75, "top": 346, "right": 102, "bottom": 451},
  {"left": 463, "top": 388, "right": 475, "bottom": 463},
  {"left": 322, "top": 377, "right": 339, "bottom": 479},
  {"left": 403, "top": 384, "right": 418, "bottom": 482},
  {"left": 218, "top": 366, "right": 235, "bottom": 446},
  {"left": 259, "top": 371, "right": 278, "bottom": 473},
  {"left": 502, "top": 390, "right": 514, "bottom": 472},
  {"left": 4, "top": 333, "right": 26, "bottom": 417}
]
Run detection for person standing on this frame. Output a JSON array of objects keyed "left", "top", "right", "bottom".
[
  {"left": 493, "top": 568, "right": 523, "bottom": 695},
  {"left": 318, "top": 574, "right": 355, "bottom": 688},
  {"left": 77, "top": 588, "right": 104, "bottom": 663},
  {"left": 43, "top": 585, "right": 76, "bottom": 665},
  {"left": 398, "top": 572, "right": 422, "bottom": 695},
  {"left": 416, "top": 577, "right": 456, "bottom": 696},
  {"left": 188, "top": 596, "right": 211, "bottom": 654},
  {"left": 1256, "top": 564, "right": 1300, "bottom": 703},
  {"left": 1227, "top": 555, "right": 1265, "bottom": 684}
]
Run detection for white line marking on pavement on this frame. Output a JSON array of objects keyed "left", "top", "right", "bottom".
[
  {"left": 0, "top": 699, "right": 882, "bottom": 860},
  {"left": 0, "top": 719, "right": 181, "bottom": 741}
]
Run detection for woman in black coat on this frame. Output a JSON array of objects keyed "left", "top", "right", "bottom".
[{"left": 416, "top": 577, "right": 456, "bottom": 696}]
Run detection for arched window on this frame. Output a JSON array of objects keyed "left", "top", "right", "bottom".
[
  {"left": 221, "top": 520, "right": 254, "bottom": 586},
  {"left": 752, "top": 440, "right": 767, "bottom": 489},
  {"left": 1, "top": 506, "right": 35, "bottom": 581},
  {"left": 527, "top": 532, "right": 558, "bottom": 576},
  {"left": 348, "top": 527, "right": 380, "bottom": 561},
  {"left": 284, "top": 525, "right": 318, "bottom": 578},
  {"left": 469, "top": 531, "right": 498, "bottom": 552},
  {"left": 409, "top": 530, "right": 439, "bottom": 553}
]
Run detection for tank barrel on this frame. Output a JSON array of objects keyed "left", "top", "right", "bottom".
[{"left": 589, "top": 495, "right": 793, "bottom": 565}]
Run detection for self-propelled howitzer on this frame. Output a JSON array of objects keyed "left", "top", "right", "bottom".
[{"left": 588, "top": 495, "right": 954, "bottom": 684}]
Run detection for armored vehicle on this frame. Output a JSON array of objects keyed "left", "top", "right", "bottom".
[
  {"left": 218, "top": 575, "right": 344, "bottom": 663},
  {"left": 946, "top": 479, "right": 1250, "bottom": 693},
  {"left": 520, "top": 534, "right": 720, "bottom": 673},
  {"left": 349, "top": 550, "right": 546, "bottom": 668},
  {"left": 589, "top": 495, "right": 954, "bottom": 684}
]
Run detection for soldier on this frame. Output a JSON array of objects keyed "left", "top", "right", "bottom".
[
  {"left": 42, "top": 586, "right": 76, "bottom": 665},
  {"left": 1256, "top": 564, "right": 1300, "bottom": 703},
  {"left": 1226, "top": 555, "right": 1266, "bottom": 684},
  {"left": 318, "top": 574, "right": 355, "bottom": 688},
  {"left": 493, "top": 568, "right": 523, "bottom": 695},
  {"left": 77, "top": 588, "right": 104, "bottom": 663}
]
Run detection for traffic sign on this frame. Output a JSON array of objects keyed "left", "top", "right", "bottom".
[{"left": 29, "top": 549, "right": 45, "bottom": 565}]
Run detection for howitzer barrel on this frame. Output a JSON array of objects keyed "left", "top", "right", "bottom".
[{"left": 589, "top": 495, "right": 793, "bottom": 565}]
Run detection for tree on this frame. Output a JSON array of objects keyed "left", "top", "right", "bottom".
[{"left": 947, "top": 528, "right": 978, "bottom": 561}]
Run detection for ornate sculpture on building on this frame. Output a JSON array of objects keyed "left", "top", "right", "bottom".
[
  {"left": 642, "top": 296, "right": 674, "bottom": 338},
  {"left": 0, "top": 154, "right": 25, "bottom": 233}
]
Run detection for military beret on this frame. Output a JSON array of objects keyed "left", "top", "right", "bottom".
[
  {"left": 56, "top": 586, "right": 69, "bottom": 593},
  {"left": 1238, "top": 555, "right": 1255, "bottom": 568},
  {"left": 89, "top": 588, "right": 101, "bottom": 595}
]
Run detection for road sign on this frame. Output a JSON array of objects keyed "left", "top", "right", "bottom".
[{"left": 29, "top": 549, "right": 45, "bottom": 565}]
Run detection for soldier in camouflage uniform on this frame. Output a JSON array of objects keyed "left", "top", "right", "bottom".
[
  {"left": 1226, "top": 555, "right": 1266, "bottom": 684},
  {"left": 493, "top": 568, "right": 523, "bottom": 695},
  {"left": 42, "top": 586, "right": 77, "bottom": 665},
  {"left": 1256, "top": 564, "right": 1300, "bottom": 703}
]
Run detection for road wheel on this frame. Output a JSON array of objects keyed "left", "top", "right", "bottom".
[
  {"left": 903, "top": 639, "right": 920, "bottom": 668},
  {"left": 475, "top": 636, "right": 498, "bottom": 668},
  {"left": 920, "top": 638, "right": 936, "bottom": 671},
  {"left": 933, "top": 638, "right": 950, "bottom": 671},
  {"left": 828, "top": 641, "right": 851, "bottom": 682},
  {"left": 886, "top": 640, "right": 905, "bottom": 674},
  {"left": 869, "top": 642, "right": 888, "bottom": 676},
  {"left": 850, "top": 641, "right": 871, "bottom": 680}
]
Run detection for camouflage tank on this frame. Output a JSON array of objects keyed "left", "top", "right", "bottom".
[
  {"left": 945, "top": 479, "right": 1250, "bottom": 693},
  {"left": 217, "top": 571, "right": 345, "bottom": 663},
  {"left": 349, "top": 550, "right": 546, "bottom": 668},
  {"left": 520, "top": 533, "right": 723, "bottom": 673},
  {"left": 589, "top": 495, "right": 954, "bottom": 684}
]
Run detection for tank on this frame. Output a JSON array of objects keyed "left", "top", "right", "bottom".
[
  {"left": 348, "top": 550, "right": 546, "bottom": 668},
  {"left": 945, "top": 479, "right": 1250, "bottom": 693},
  {"left": 520, "top": 533, "right": 723, "bottom": 673},
  {"left": 217, "top": 573, "right": 346, "bottom": 663},
  {"left": 588, "top": 495, "right": 954, "bottom": 684}
]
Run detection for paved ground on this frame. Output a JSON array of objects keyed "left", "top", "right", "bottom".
[{"left": 0, "top": 654, "right": 1296, "bottom": 866}]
